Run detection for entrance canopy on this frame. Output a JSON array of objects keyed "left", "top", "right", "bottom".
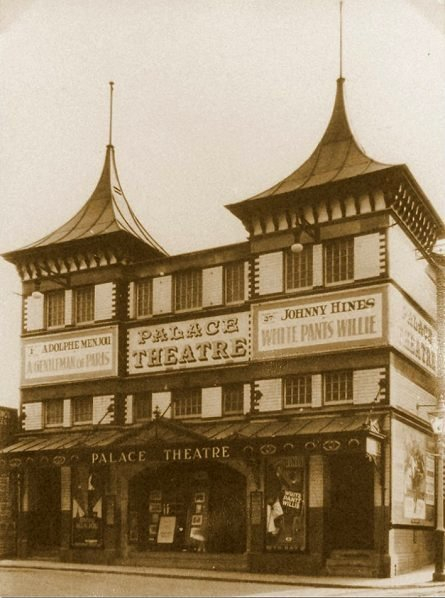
[{"left": 0, "top": 412, "right": 384, "bottom": 469}]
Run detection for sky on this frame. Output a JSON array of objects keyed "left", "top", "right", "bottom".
[{"left": 0, "top": 0, "right": 444, "bottom": 410}]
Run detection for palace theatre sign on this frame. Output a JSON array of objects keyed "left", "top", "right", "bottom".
[{"left": 127, "top": 312, "right": 249, "bottom": 373}]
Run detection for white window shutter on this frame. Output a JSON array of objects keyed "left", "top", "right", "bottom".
[
  {"left": 311, "top": 374, "right": 322, "bottom": 408},
  {"left": 354, "top": 233, "right": 381, "bottom": 280},
  {"left": 244, "top": 261, "right": 250, "bottom": 301},
  {"left": 202, "top": 387, "right": 222, "bottom": 418},
  {"left": 153, "top": 276, "right": 172, "bottom": 315},
  {"left": 125, "top": 395, "right": 134, "bottom": 424},
  {"left": 202, "top": 267, "right": 223, "bottom": 307},
  {"left": 312, "top": 244, "right": 323, "bottom": 287},
  {"left": 25, "top": 294, "right": 44, "bottom": 331},
  {"left": 152, "top": 391, "right": 171, "bottom": 418},
  {"left": 256, "top": 379, "right": 282, "bottom": 412},
  {"left": 128, "top": 282, "right": 136, "bottom": 319},
  {"left": 243, "top": 384, "right": 251, "bottom": 414},
  {"left": 258, "top": 252, "right": 283, "bottom": 295},
  {"left": 23, "top": 402, "right": 42, "bottom": 431},
  {"left": 63, "top": 399, "right": 71, "bottom": 427},
  {"left": 64, "top": 289, "right": 73, "bottom": 326},
  {"left": 93, "top": 395, "right": 114, "bottom": 424},
  {"left": 94, "top": 283, "right": 114, "bottom": 321}
]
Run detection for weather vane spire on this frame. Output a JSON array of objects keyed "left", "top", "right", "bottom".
[
  {"left": 339, "top": 1, "right": 343, "bottom": 78},
  {"left": 108, "top": 81, "right": 114, "bottom": 146}
]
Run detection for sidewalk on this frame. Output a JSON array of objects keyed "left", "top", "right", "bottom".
[{"left": 0, "top": 558, "right": 443, "bottom": 590}]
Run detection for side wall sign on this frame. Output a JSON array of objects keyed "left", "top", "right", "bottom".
[
  {"left": 21, "top": 326, "right": 118, "bottom": 386},
  {"left": 128, "top": 312, "right": 249, "bottom": 374}
]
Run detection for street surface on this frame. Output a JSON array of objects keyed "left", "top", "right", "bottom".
[{"left": 1, "top": 568, "right": 445, "bottom": 597}]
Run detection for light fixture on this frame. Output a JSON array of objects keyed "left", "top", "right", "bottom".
[
  {"left": 290, "top": 217, "right": 319, "bottom": 253},
  {"left": 430, "top": 399, "right": 445, "bottom": 436},
  {"left": 31, "top": 281, "right": 43, "bottom": 300}
]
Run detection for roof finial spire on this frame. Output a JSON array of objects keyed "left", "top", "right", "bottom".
[
  {"left": 339, "top": 1, "right": 343, "bottom": 79},
  {"left": 108, "top": 81, "right": 114, "bottom": 146}
]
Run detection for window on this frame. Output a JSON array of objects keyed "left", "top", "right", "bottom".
[
  {"left": 324, "top": 371, "right": 353, "bottom": 404},
  {"left": 225, "top": 261, "right": 245, "bottom": 304},
  {"left": 134, "top": 393, "right": 151, "bottom": 421},
  {"left": 175, "top": 270, "right": 202, "bottom": 311},
  {"left": 74, "top": 286, "right": 94, "bottom": 323},
  {"left": 172, "top": 388, "right": 201, "bottom": 418},
  {"left": 46, "top": 289, "right": 65, "bottom": 328},
  {"left": 72, "top": 397, "right": 93, "bottom": 424},
  {"left": 285, "top": 247, "right": 313, "bottom": 290},
  {"left": 135, "top": 278, "right": 152, "bottom": 318},
  {"left": 325, "top": 238, "right": 354, "bottom": 283},
  {"left": 223, "top": 384, "right": 244, "bottom": 415},
  {"left": 283, "top": 376, "right": 312, "bottom": 407},
  {"left": 44, "top": 399, "right": 64, "bottom": 426}
]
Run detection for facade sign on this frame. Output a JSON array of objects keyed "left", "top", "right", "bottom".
[
  {"left": 391, "top": 419, "right": 434, "bottom": 526},
  {"left": 21, "top": 326, "right": 118, "bottom": 386},
  {"left": 128, "top": 313, "right": 249, "bottom": 374},
  {"left": 253, "top": 288, "right": 384, "bottom": 360},
  {"left": 389, "top": 287, "right": 437, "bottom": 375},
  {"left": 91, "top": 445, "right": 231, "bottom": 464}
]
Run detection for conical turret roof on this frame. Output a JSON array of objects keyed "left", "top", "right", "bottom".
[
  {"left": 228, "top": 77, "right": 393, "bottom": 210},
  {"left": 13, "top": 144, "right": 167, "bottom": 256}
]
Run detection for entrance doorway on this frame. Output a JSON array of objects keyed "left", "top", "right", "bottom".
[
  {"left": 29, "top": 468, "right": 61, "bottom": 552},
  {"left": 128, "top": 462, "right": 246, "bottom": 553},
  {"left": 327, "top": 455, "right": 374, "bottom": 550}
]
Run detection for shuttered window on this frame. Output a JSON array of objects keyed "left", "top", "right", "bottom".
[
  {"left": 283, "top": 375, "right": 312, "bottom": 407},
  {"left": 222, "top": 384, "right": 244, "bottom": 415},
  {"left": 172, "top": 388, "right": 201, "bottom": 418},
  {"left": 44, "top": 399, "right": 64, "bottom": 427},
  {"left": 224, "top": 262, "right": 245, "bottom": 304},
  {"left": 134, "top": 393, "right": 151, "bottom": 421},
  {"left": 174, "top": 270, "right": 202, "bottom": 311},
  {"left": 72, "top": 397, "right": 93, "bottom": 424},
  {"left": 324, "top": 371, "right": 353, "bottom": 404},
  {"left": 46, "top": 290, "right": 65, "bottom": 328},
  {"left": 74, "top": 286, "right": 95, "bottom": 323},
  {"left": 136, "top": 278, "right": 152, "bottom": 317},
  {"left": 285, "top": 247, "right": 313, "bottom": 290},
  {"left": 325, "top": 238, "right": 354, "bottom": 283}
]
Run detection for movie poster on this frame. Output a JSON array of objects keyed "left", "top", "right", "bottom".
[
  {"left": 265, "top": 456, "right": 306, "bottom": 552},
  {"left": 71, "top": 466, "right": 104, "bottom": 546},
  {"left": 392, "top": 419, "right": 435, "bottom": 526}
]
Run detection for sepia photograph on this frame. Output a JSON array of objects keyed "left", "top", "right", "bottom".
[{"left": 0, "top": 0, "right": 444, "bottom": 596}]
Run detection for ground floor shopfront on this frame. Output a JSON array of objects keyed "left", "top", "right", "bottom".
[{"left": 0, "top": 411, "right": 436, "bottom": 577}]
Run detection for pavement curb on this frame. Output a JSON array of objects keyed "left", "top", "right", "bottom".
[{"left": 1, "top": 560, "right": 444, "bottom": 591}]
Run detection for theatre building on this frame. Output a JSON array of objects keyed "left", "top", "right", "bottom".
[{"left": 0, "top": 74, "right": 443, "bottom": 578}]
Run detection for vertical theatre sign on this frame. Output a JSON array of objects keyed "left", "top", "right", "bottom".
[
  {"left": 253, "top": 287, "right": 384, "bottom": 360},
  {"left": 21, "top": 326, "right": 118, "bottom": 386},
  {"left": 128, "top": 312, "right": 249, "bottom": 373}
]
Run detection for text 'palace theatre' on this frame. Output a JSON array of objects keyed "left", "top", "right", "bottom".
[{"left": 0, "top": 68, "right": 443, "bottom": 578}]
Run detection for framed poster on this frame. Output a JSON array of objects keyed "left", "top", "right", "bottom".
[
  {"left": 265, "top": 456, "right": 306, "bottom": 552},
  {"left": 71, "top": 468, "right": 104, "bottom": 547},
  {"left": 157, "top": 516, "right": 176, "bottom": 544},
  {"left": 392, "top": 419, "right": 435, "bottom": 526}
]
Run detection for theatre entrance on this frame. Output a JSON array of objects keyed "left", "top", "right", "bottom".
[
  {"left": 128, "top": 462, "right": 246, "bottom": 553},
  {"left": 29, "top": 467, "right": 61, "bottom": 553},
  {"left": 327, "top": 455, "right": 374, "bottom": 550}
]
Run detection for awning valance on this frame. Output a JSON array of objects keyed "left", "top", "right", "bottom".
[{"left": 0, "top": 413, "right": 385, "bottom": 469}]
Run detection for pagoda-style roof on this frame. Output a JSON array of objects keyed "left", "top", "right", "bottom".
[
  {"left": 4, "top": 144, "right": 167, "bottom": 260},
  {"left": 227, "top": 77, "right": 394, "bottom": 214}
]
